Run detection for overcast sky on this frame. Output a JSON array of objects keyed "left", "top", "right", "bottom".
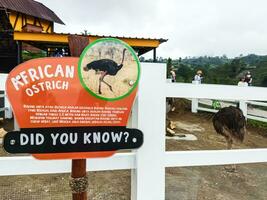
[{"left": 38, "top": 0, "right": 267, "bottom": 59}]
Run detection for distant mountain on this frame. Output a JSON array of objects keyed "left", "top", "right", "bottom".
[
  {"left": 170, "top": 54, "right": 267, "bottom": 69},
  {"left": 240, "top": 54, "right": 267, "bottom": 66},
  {"left": 174, "top": 56, "right": 230, "bottom": 67}
]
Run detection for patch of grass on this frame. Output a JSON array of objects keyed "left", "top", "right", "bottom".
[
  {"left": 248, "top": 119, "right": 267, "bottom": 130},
  {"left": 22, "top": 50, "right": 47, "bottom": 61}
]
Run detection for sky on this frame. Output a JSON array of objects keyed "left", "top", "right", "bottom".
[{"left": 38, "top": 0, "right": 267, "bottom": 59}]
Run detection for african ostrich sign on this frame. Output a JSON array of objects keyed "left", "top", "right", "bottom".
[{"left": 3, "top": 38, "right": 143, "bottom": 160}]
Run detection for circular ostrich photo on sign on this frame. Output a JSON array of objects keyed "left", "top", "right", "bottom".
[{"left": 79, "top": 38, "right": 140, "bottom": 101}]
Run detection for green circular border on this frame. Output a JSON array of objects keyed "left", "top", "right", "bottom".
[{"left": 78, "top": 38, "right": 140, "bottom": 101}]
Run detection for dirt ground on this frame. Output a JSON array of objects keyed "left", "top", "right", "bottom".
[
  {"left": 0, "top": 103, "right": 267, "bottom": 200},
  {"left": 165, "top": 110, "right": 267, "bottom": 200}
]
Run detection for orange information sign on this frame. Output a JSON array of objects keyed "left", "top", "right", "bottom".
[{"left": 4, "top": 38, "right": 143, "bottom": 160}]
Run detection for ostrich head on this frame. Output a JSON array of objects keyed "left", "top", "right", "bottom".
[
  {"left": 84, "top": 63, "right": 94, "bottom": 71},
  {"left": 83, "top": 65, "right": 89, "bottom": 71}
]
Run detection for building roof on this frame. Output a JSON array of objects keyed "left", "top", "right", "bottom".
[
  {"left": 0, "top": 0, "right": 64, "bottom": 24},
  {"left": 14, "top": 31, "right": 168, "bottom": 56}
]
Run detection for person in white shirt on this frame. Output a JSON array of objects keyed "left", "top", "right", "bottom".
[
  {"left": 237, "top": 77, "right": 248, "bottom": 87},
  {"left": 194, "top": 70, "right": 203, "bottom": 83}
]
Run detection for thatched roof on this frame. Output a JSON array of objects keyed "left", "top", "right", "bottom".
[{"left": 0, "top": 0, "right": 64, "bottom": 24}]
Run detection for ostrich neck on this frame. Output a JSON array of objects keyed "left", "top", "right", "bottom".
[{"left": 120, "top": 50, "right": 126, "bottom": 65}]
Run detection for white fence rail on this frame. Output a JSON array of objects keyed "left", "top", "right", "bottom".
[
  {"left": 0, "top": 73, "right": 12, "bottom": 119},
  {"left": 1, "top": 64, "right": 267, "bottom": 200},
  {"left": 192, "top": 97, "right": 267, "bottom": 122}
]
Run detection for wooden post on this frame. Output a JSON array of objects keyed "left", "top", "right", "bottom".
[
  {"left": 68, "top": 35, "right": 89, "bottom": 200},
  {"left": 17, "top": 41, "right": 22, "bottom": 64},
  {"left": 71, "top": 159, "right": 87, "bottom": 200},
  {"left": 153, "top": 48, "right": 156, "bottom": 62}
]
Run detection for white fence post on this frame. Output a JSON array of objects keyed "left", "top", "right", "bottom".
[
  {"left": 191, "top": 81, "right": 198, "bottom": 113},
  {"left": 4, "top": 95, "right": 12, "bottom": 119},
  {"left": 191, "top": 98, "right": 198, "bottom": 113},
  {"left": 131, "top": 98, "right": 138, "bottom": 200},
  {"left": 239, "top": 100, "right": 247, "bottom": 118},
  {"left": 134, "top": 63, "right": 166, "bottom": 200},
  {"left": 0, "top": 74, "right": 7, "bottom": 90},
  {"left": 0, "top": 73, "right": 12, "bottom": 118}
]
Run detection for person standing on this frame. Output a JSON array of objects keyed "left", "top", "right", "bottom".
[
  {"left": 194, "top": 70, "right": 203, "bottom": 83},
  {"left": 244, "top": 71, "right": 252, "bottom": 86},
  {"left": 170, "top": 67, "right": 176, "bottom": 82},
  {"left": 238, "top": 77, "right": 248, "bottom": 87}
]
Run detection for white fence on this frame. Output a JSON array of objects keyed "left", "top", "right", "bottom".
[
  {"left": 0, "top": 73, "right": 12, "bottom": 119},
  {"left": 1, "top": 63, "right": 267, "bottom": 200},
  {"left": 192, "top": 97, "right": 267, "bottom": 122}
]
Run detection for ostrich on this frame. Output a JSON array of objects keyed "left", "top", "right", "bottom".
[
  {"left": 84, "top": 48, "right": 127, "bottom": 94},
  {"left": 212, "top": 106, "right": 247, "bottom": 171}
]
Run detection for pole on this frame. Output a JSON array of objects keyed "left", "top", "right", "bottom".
[
  {"left": 153, "top": 48, "right": 156, "bottom": 62},
  {"left": 71, "top": 159, "right": 87, "bottom": 200},
  {"left": 68, "top": 35, "right": 89, "bottom": 200}
]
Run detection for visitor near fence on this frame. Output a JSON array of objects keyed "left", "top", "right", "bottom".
[
  {"left": 194, "top": 70, "right": 203, "bottom": 83},
  {"left": 237, "top": 77, "right": 248, "bottom": 87},
  {"left": 170, "top": 67, "right": 176, "bottom": 82},
  {"left": 244, "top": 71, "right": 252, "bottom": 86}
]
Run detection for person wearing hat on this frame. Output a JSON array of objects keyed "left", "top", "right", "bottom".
[{"left": 194, "top": 70, "right": 203, "bottom": 83}]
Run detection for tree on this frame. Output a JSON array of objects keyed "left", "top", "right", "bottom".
[
  {"left": 229, "top": 58, "right": 245, "bottom": 78},
  {"left": 177, "top": 64, "right": 193, "bottom": 83},
  {"left": 166, "top": 57, "right": 172, "bottom": 78},
  {"left": 261, "top": 76, "right": 267, "bottom": 87}
]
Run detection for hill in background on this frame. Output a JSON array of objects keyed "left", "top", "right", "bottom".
[{"left": 162, "top": 54, "right": 267, "bottom": 87}]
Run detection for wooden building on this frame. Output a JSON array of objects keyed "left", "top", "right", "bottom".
[{"left": 0, "top": 0, "right": 167, "bottom": 73}]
